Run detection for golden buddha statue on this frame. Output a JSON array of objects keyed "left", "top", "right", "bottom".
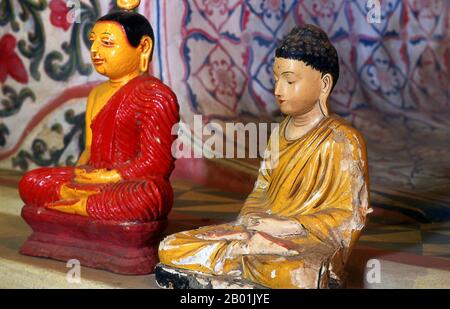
[
  {"left": 156, "top": 24, "right": 370, "bottom": 288},
  {"left": 18, "top": 0, "right": 179, "bottom": 274}
]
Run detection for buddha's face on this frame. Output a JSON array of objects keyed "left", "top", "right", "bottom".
[
  {"left": 89, "top": 21, "right": 142, "bottom": 79},
  {"left": 273, "top": 57, "right": 330, "bottom": 116}
]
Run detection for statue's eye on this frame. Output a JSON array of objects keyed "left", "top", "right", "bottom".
[
  {"left": 286, "top": 77, "right": 296, "bottom": 85},
  {"left": 101, "top": 39, "right": 114, "bottom": 47}
]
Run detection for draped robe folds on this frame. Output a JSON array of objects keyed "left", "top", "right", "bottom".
[
  {"left": 19, "top": 75, "right": 180, "bottom": 222},
  {"left": 158, "top": 115, "right": 370, "bottom": 288}
]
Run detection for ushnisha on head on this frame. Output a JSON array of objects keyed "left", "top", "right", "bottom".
[
  {"left": 89, "top": 3, "right": 154, "bottom": 80},
  {"left": 273, "top": 24, "right": 339, "bottom": 117},
  {"left": 117, "top": 0, "right": 141, "bottom": 11}
]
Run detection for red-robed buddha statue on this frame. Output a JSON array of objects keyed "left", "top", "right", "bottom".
[{"left": 18, "top": 1, "right": 179, "bottom": 274}]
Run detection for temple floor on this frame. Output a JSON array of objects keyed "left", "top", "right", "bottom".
[{"left": 0, "top": 174, "right": 449, "bottom": 289}]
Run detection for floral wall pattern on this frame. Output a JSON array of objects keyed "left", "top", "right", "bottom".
[
  {"left": 0, "top": 0, "right": 108, "bottom": 171},
  {"left": 0, "top": 0, "right": 449, "bottom": 220}
]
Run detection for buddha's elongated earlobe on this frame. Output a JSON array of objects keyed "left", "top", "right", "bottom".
[
  {"left": 319, "top": 98, "right": 329, "bottom": 117},
  {"left": 140, "top": 54, "right": 149, "bottom": 73},
  {"left": 139, "top": 36, "right": 152, "bottom": 73},
  {"left": 319, "top": 73, "right": 333, "bottom": 117}
]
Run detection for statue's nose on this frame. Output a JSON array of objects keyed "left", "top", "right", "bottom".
[
  {"left": 274, "top": 83, "right": 282, "bottom": 96},
  {"left": 90, "top": 41, "right": 99, "bottom": 53}
]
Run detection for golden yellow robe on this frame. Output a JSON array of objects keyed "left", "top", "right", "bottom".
[{"left": 159, "top": 115, "right": 370, "bottom": 288}]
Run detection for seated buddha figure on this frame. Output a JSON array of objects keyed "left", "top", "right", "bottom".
[
  {"left": 156, "top": 25, "right": 370, "bottom": 289},
  {"left": 18, "top": 7, "right": 179, "bottom": 223}
]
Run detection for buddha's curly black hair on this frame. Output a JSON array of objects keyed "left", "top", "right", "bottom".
[
  {"left": 275, "top": 24, "right": 339, "bottom": 91},
  {"left": 98, "top": 11, "right": 154, "bottom": 60}
]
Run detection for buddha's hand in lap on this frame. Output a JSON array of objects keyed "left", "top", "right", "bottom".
[
  {"left": 74, "top": 168, "right": 122, "bottom": 184},
  {"left": 237, "top": 212, "right": 270, "bottom": 226},
  {"left": 60, "top": 183, "right": 99, "bottom": 200},
  {"left": 229, "top": 232, "right": 301, "bottom": 257},
  {"left": 195, "top": 226, "right": 250, "bottom": 241},
  {"left": 47, "top": 198, "right": 89, "bottom": 216},
  {"left": 246, "top": 216, "right": 307, "bottom": 238}
]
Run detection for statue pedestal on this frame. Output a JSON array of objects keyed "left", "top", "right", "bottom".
[
  {"left": 155, "top": 264, "right": 264, "bottom": 289},
  {"left": 155, "top": 263, "right": 346, "bottom": 289},
  {"left": 20, "top": 206, "right": 167, "bottom": 275}
]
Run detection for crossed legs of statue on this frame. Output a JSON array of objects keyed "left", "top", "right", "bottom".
[
  {"left": 157, "top": 214, "right": 335, "bottom": 289},
  {"left": 19, "top": 167, "right": 101, "bottom": 216}
]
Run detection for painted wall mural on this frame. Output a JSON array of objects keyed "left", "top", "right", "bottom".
[
  {"left": 0, "top": 0, "right": 108, "bottom": 172},
  {"left": 0, "top": 1, "right": 449, "bottom": 219}
]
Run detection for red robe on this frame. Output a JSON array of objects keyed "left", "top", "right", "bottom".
[{"left": 19, "top": 75, "right": 180, "bottom": 222}]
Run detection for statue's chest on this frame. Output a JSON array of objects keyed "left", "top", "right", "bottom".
[{"left": 91, "top": 87, "right": 120, "bottom": 121}]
